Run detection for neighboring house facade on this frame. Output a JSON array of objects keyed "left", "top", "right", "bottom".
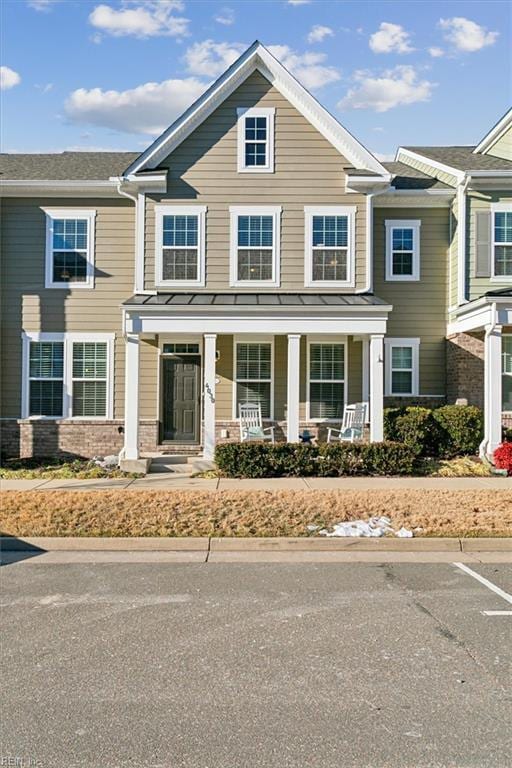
[{"left": 1, "top": 42, "right": 511, "bottom": 465}]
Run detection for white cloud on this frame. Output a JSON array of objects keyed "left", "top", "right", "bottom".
[
  {"left": 35, "top": 82, "right": 54, "bottom": 93},
  {"left": 268, "top": 44, "right": 340, "bottom": 90},
  {"left": 369, "top": 22, "right": 414, "bottom": 54},
  {"left": 27, "top": 0, "right": 58, "bottom": 10},
  {"left": 184, "top": 40, "right": 245, "bottom": 77},
  {"left": 0, "top": 66, "right": 21, "bottom": 90},
  {"left": 439, "top": 17, "right": 498, "bottom": 52},
  {"left": 307, "top": 25, "right": 334, "bottom": 44},
  {"left": 65, "top": 76, "right": 207, "bottom": 135},
  {"left": 287, "top": 0, "right": 310, "bottom": 4},
  {"left": 89, "top": 1, "right": 189, "bottom": 39},
  {"left": 339, "top": 65, "right": 435, "bottom": 112},
  {"left": 428, "top": 46, "right": 444, "bottom": 58},
  {"left": 215, "top": 7, "right": 234, "bottom": 25}
]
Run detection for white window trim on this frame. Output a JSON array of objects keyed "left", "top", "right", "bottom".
[
  {"left": 229, "top": 205, "right": 281, "bottom": 288},
  {"left": 21, "top": 332, "right": 114, "bottom": 420},
  {"left": 232, "top": 335, "right": 274, "bottom": 420},
  {"left": 43, "top": 208, "right": 96, "bottom": 290},
  {"left": 154, "top": 204, "right": 207, "bottom": 289},
  {"left": 384, "top": 337, "right": 420, "bottom": 397},
  {"left": 237, "top": 107, "right": 275, "bottom": 174},
  {"left": 305, "top": 336, "right": 348, "bottom": 422},
  {"left": 304, "top": 206, "right": 356, "bottom": 289},
  {"left": 490, "top": 203, "right": 512, "bottom": 282},
  {"left": 385, "top": 219, "right": 421, "bottom": 282}
]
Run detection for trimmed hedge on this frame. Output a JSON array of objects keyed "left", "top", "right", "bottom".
[
  {"left": 384, "top": 405, "right": 483, "bottom": 458},
  {"left": 214, "top": 441, "right": 415, "bottom": 478}
]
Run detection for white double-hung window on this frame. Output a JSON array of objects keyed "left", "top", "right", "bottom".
[
  {"left": 304, "top": 206, "right": 356, "bottom": 288},
  {"left": 385, "top": 220, "right": 421, "bottom": 281},
  {"left": 237, "top": 107, "right": 275, "bottom": 173},
  {"left": 385, "top": 338, "right": 420, "bottom": 396},
  {"left": 44, "top": 209, "right": 96, "bottom": 289},
  {"left": 234, "top": 340, "right": 273, "bottom": 419},
  {"left": 22, "top": 332, "right": 114, "bottom": 419},
  {"left": 155, "top": 205, "right": 206, "bottom": 287},
  {"left": 230, "top": 206, "right": 281, "bottom": 287},
  {"left": 492, "top": 205, "right": 512, "bottom": 278},
  {"left": 307, "top": 341, "right": 346, "bottom": 420}
]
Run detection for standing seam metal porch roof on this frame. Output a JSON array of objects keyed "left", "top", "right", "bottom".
[{"left": 123, "top": 293, "right": 391, "bottom": 308}]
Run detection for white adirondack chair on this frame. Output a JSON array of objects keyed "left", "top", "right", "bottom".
[
  {"left": 239, "top": 402, "right": 275, "bottom": 443},
  {"left": 327, "top": 402, "right": 367, "bottom": 443}
]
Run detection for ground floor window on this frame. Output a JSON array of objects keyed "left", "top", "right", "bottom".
[
  {"left": 503, "top": 335, "right": 512, "bottom": 411},
  {"left": 235, "top": 341, "right": 272, "bottom": 418},
  {"left": 308, "top": 342, "right": 345, "bottom": 419},
  {"left": 385, "top": 338, "right": 420, "bottom": 396},
  {"left": 22, "top": 333, "right": 113, "bottom": 419}
]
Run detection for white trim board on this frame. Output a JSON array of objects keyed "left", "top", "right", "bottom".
[
  {"left": 123, "top": 41, "right": 388, "bottom": 177},
  {"left": 474, "top": 108, "right": 512, "bottom": 155}
]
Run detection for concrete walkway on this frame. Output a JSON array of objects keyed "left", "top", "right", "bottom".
[{"left": 2, "top": 475, "right": 512, "bottom": 491}]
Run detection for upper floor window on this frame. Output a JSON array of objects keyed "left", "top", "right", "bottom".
[
  {"left": 385, "top": 220, "right": 421, "bottom": 281},
  {"left": 22, "top": 332, "right": 114, "bottom": 419},
  {"left": 384, "top": 338, "right": 420, "bottom": 396},
  {"left": 304, "top": 206, "right": 355, "bottom": 288},
  {"left": 44, "top": 209, "right": 96, "bottom": 289},
  {"left": 229, "top": 206, "right": 281, "bottom": 287},
  {"left": 237, "top": 107, "right": 275, "bottom": 173},
  {"left": 493, "top": 208, "right": 512, "bottom": 278},
  {"left": 155, "top": 205, "right": 206, "bottom": 288}
]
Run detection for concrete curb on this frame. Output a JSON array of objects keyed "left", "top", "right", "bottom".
[{"left": 1, "top": 536, "right": 510, "bottom": 553}]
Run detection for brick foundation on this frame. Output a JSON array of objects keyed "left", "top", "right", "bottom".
[
  {"left": 0, "top": 419, "right": 159, "bottom": 460},
  {"left": 446, "top": 332, "right": 484, "bottom": 409}
]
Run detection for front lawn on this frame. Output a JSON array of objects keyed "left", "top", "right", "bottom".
[{"left": 0, "top": 457, "right": 137, "bottom": 480}]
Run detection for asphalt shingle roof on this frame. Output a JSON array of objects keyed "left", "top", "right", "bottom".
[
  {"left": 403, "top": 146, "right": 512, "bottom": 172},
  {"left": 383, "top": 161, "right": 451, "bottom": 190},
  {"left": 0, "top": 152, "right": 140, "bottom": 180}
]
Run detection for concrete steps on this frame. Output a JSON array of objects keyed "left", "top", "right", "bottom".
[{"left": 148, "top": 455, "right": 197, "bottom": 475}]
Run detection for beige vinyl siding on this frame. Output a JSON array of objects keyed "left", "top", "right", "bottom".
[
  {"left": 374, "top": 207, "right": 449, "bottom": 396},
  {"left": 396, "top": 151, "right": 459, "bottom": 188},
  {"left": 145, "top": 71, "right": 367, "bottom": 292},
  {"left": 0, "top": 197, "right": 135, "bottom": 418},
  {"left": 486, "top": 127, "right": 512, "bottom": 161},
  {"left": 467, "top": 191, "right": 512, "bottom": 301}
]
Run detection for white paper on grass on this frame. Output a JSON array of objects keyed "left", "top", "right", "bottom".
[{"left": 318, "top": 516, "right": 413, "bottom": 538}]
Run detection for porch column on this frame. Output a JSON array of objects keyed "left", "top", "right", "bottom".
[
  {"left": 124, "top": 333, "right": 140, "bottom": 460},
  {"left": 484, "top": 323, "right": 502, "bottom": 455},
  {"left": 362, "top": 337, "right": 370, "bottom": 422},
  {"left": 203, "top": 333, "right": 217, "bottom": 461},
  {"left": 287, "top": 334, "right": 301, "bottom": 442},
  {"left": 369, "top": 334, "right": 384, "bottom": 442}
]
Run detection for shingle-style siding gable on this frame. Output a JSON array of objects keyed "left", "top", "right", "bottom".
[{"left": 144, "top": 71, "right": 368, "bottom": 293}]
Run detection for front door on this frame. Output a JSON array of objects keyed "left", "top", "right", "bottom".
[{"left": 162, "top": 356, "right": 201, "bottom": 443}]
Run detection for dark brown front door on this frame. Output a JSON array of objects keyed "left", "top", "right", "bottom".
[{"left": 162, "top": 356, "right": 200, "bottom": 443}]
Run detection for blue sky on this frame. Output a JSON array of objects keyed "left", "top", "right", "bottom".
[{"left": 1, "top": 0, "right": 510, "bottom": 158}]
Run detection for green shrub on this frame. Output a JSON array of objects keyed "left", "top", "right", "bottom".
[
  {"left": 432, "top": 405, "right": 483, "bottom": 458},
  {"left": 214, "top": 441, "right": 415, "bottom": 478},
  {"left": 384, "top": 406, "right": 441, "bottom": 457}
]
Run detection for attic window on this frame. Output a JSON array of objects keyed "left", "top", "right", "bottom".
[{"left": 237, "top": 107, "right": 275, "bottom": 173}]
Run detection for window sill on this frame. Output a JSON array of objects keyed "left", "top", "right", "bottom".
[
  {"left": 304, "top": 281, "right": 355, "bottom": 289},
  {"left": 155, "top": 281, "right": 205, "bottom": 289},
  {"left": 230, "top": 281, "right": 280, "bottom": 289},
  {"left": 385, "top": 276, "right": 420, "bottom": 282},
  {"left": 45, "top": 282, "right": 94, "bottom": 290},
  {"left": 489, "top": 276, "right": 512, "bottom": 283}
]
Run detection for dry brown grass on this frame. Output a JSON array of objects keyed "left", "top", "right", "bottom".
[{"left": 1, "top": 489, "right": 511, "bottom": 538}]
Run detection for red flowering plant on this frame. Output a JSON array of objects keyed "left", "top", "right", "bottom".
[{"left": 494, "top": 442, "right": 512, "bottom": 475}]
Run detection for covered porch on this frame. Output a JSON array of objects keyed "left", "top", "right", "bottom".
[
  {"left": 449, "top": 288, "right": 512, "bottom": 457},
  {"left": 122, "top": 293, "right": 392, "bottom": 463}
]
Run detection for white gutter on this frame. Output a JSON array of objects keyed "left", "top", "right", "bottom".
[
  {"left": 456, "top": 176, "right": 470, "bottom": 306},
  {"left": 116, "top": 181, "right": 145, "bottom": 294}
]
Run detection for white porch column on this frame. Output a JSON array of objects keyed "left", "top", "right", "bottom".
[
  {"left": 362, "top": 337, "right": 370, "bottom": 423},
  {"left": 203, "top": 333, "right": 217, "bottom": 460},
  {"left": 124, "top": 333, "right": 140, "bottom": 460},
  {"left": 369, "top": 334, "right": 384, "bottom": 442},
  {"left": 484, "top": 323, "right": 502, "bottom": 455},
  {"left": 287, "top": 334, "right": 301, "bottom": 442}
]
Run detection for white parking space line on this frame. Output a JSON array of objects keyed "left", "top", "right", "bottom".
[{"left": 453, "top": 562, "right": 512, "bottom": 616}]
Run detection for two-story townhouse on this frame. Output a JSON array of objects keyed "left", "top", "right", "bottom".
[{"left": 1, "top": 42, "right": 509, "bottom": 469}]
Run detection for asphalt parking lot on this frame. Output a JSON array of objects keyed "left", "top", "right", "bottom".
[{"left": 1, "top": 557, "right": 511, "bottom": 768}]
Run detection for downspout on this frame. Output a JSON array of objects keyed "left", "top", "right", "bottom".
[
  {"left": 479, "top": 301, "right": 498, "bottom": 462},
  {"left": 456, "top": 176, "right": 470, "bottom": 306},
  {"left": 357, "top": 187, "right": 390, "bottom": 294}
]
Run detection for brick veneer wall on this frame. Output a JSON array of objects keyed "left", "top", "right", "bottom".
[
  {"left": 0, "top": 420, "right": 159, "bottom": 459},
  {"left": 446, "top": 332, "right": 484, "bottom": 410}
]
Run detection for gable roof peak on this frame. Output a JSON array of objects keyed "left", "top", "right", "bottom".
[{"left": 123, "top": 40, "right": 388, "bottom": 178}]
